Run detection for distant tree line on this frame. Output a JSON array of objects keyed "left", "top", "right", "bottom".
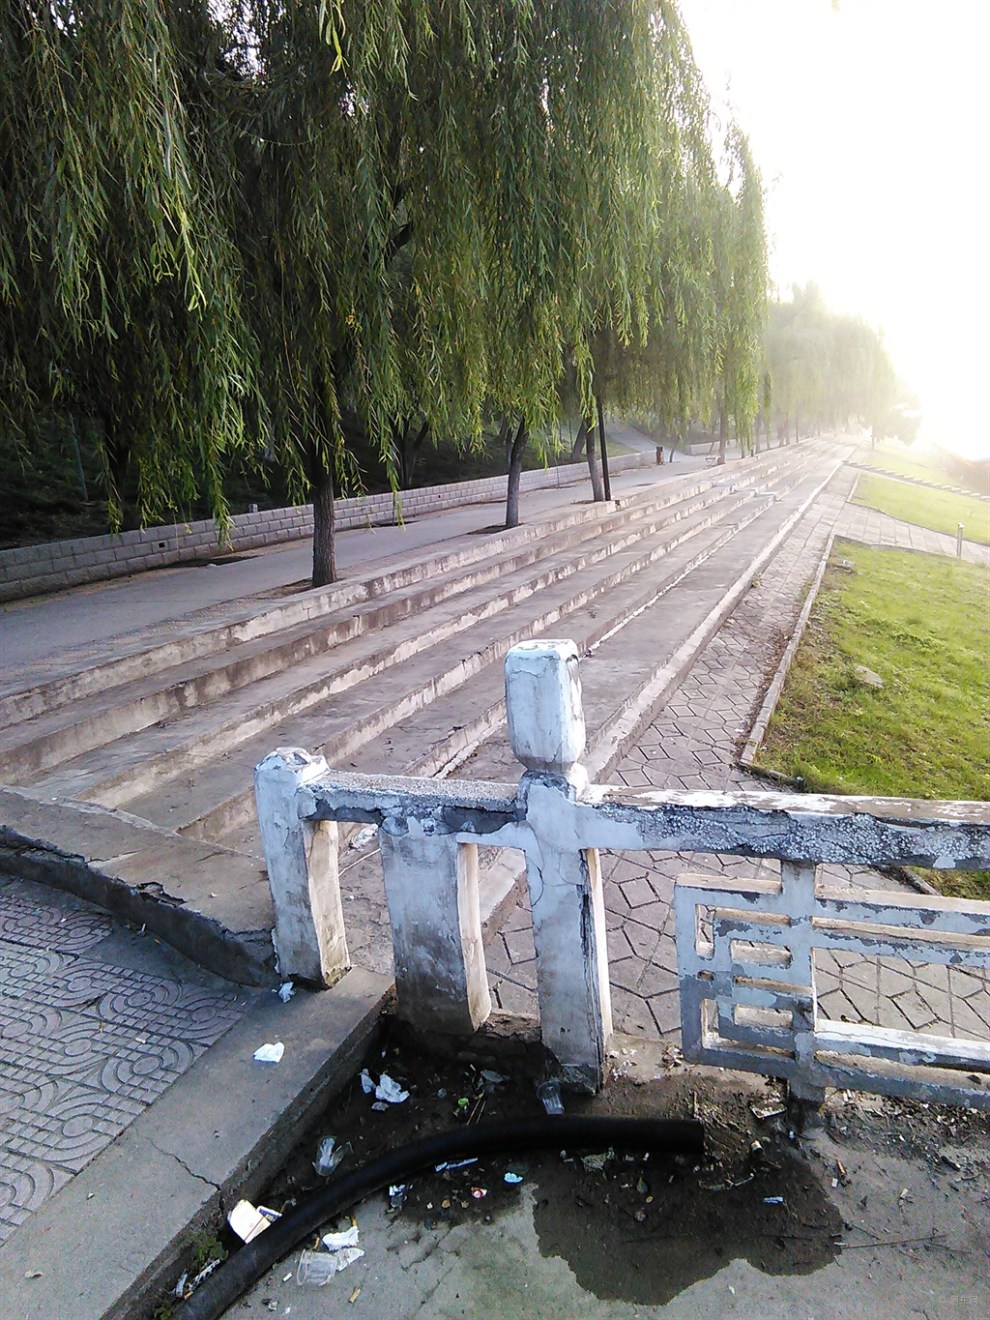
[{"left": 764, "top": 283, "right": 900, "bottom": 445}]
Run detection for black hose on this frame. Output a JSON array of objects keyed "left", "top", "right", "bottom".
[{"left": 175, "top": 1114, "right": 704, "bottom": 1320}]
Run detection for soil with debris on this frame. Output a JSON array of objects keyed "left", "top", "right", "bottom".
[{"left": 163, "top": 1025, "right": 990, "bottom": 1317}]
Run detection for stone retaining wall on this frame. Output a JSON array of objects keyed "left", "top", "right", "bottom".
[{"left": 0, "top": 452, "right": 651, "bottom": 603}]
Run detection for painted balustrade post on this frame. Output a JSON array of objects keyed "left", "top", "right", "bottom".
[
  {"left": 780, "top": 860, "right": 826, "bottom": 1105},
  {"left": 255, "top": 747, "right": 349, "bottom": 986},
  {"left": 378, "top": 823, "right": 491, "bottom": 1034},
  {"left": 505, "top": 640, "right": 613, "bottom": 1090}
]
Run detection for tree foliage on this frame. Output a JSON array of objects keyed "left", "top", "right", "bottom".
[
  {"left": 0, "top": 2, "right": 255, "bottom": 529},
  {"left": 766, "top": 284, "right": 896, "bottom": 438},
  {"left": 1, "top": 2, "right": 771, "bottom": 580}
]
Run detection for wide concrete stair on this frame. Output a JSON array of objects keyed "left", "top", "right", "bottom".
[{"left": 0, "top": 441, "right": 843, "bottom": 985}]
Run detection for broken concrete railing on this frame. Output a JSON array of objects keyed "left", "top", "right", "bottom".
[{"left": 255, "top": 640, "right": 990, "bottom": 1104}]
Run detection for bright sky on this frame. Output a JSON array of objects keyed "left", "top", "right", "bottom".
[{"left": 678, "top": 0, "right": 990, "bottom": 458}]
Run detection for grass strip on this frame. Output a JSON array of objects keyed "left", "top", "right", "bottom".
[
  {"left": 756, "top": 541, "right": 990, "bottom": 899},
  {"left": 852, "top": 473, "right": 990, "bottom": 546}
]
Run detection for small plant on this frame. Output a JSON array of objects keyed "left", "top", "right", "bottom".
[{"left": 190, "top": 1228, "right": 228, "bottom": 1272}]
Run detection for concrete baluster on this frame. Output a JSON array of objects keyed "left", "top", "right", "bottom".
[
  {"left": 379, "top": 822, "right": 491, "bottom": 1034},
  {"left": 780, "top": 860, "right": 826, "bottom": 1105},
  {"left": 255, "top": 747, "right": 349, "bottom": 985},
  {"left": 505, "top": 640, "right": 613, "bottom": 1090}
]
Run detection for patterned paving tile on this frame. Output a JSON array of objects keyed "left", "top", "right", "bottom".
[
  {"left": 0, "top": 1154, "right": 73, "bottom": 1248},
  {"left": 1, "top": 1079, "right": 143, "bottom": 1172},
  {"left": 0, "top": 891, "right": 112, "bottom": 954},
  {"left": 0, "top": 876, "right": 251, "bottom": 1251}
]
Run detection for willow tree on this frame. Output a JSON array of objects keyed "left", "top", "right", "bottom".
[
  {"left": 0, "top": 1, "right": 256, "bottom": 530},
  {"left": 577, "top": 6, "right": 727, "bottom": 466},
  {"left": 3, "top": 2, "right": 755, "bottom": 584},
  {"left": 709, "top": 125, "right": 768, "bottom": 463},
  {"left": 200, "top": 2, "right": 706, "bottom": 575},
  {"left": 565, "top": 11, "right": 771, "bottom": 484},
  {"left": 767, "top": 284, "right": 895, "bottom": 438}
]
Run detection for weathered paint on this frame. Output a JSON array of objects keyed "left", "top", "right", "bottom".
[
  {"left": 304, "top": 774, "right": 990, "bottom": 870},
  {"left": 256, "top": 642, "right": 990, "bottom": 1105},
  {"left": 675, "top": 868, "right": 990, "bottom": 1109},
  {"left": 378, "top": 819, "right": 491, "bottom": 1035},
  {"left": 254, "top": 747, "right": 349, "bottom": 986},
  {"left": 504, "top": 639, "right": 587, "bottom": 788}
]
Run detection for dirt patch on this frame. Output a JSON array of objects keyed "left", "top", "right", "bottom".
[
  {"left": 244, "top": 1027, "right": 843, "bottom": 1307},
  {"left": 162, "top": 1026, "right": 990, "bottom": 1317}
]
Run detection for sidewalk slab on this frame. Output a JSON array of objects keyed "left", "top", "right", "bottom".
[{"left": 0, "top": 966, "right": 390, "bottom": 1320}]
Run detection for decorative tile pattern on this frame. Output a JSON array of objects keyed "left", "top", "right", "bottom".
[
  {"left": 0, "top": 890, "right": 112, "bottom": 954},
  {"left": 0, "top": 874, "right": 249, "bottom": 1248},
  {"left": 0, "top": 1154, "right": 72, "bottom": 1242}
]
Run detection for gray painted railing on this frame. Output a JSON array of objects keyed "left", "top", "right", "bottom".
[{"left": 255, "top": 640, "right": 990, "bottom": 1105}]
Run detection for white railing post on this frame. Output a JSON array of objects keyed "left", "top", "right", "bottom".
[
  {"left": 780, "top": 861, "right": 826, "bottom": 1105},
  {"left": 255, "top": 747, "right": 349, "bottom": 985},
  {"left": 378, "top": 824, "right": 491, "bottom": 1034},
  {"left": 505, "top": 640, "right": 613, "bottom": 1090}
]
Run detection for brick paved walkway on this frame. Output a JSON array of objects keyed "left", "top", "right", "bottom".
[
  {"left": 487, "top": 472, "right": 990, "bottom": 1048},
  {"left": 0, "top": 874, "right": 251, "bottom": 1246},
  {"left": 837, "top": 501, "right": 990, "bottom": 566}
]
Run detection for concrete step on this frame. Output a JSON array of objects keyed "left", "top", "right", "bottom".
[
  {"left": 152, "top": 446, "right": 821, "bottom": 850},
  {"left": 0, "top": 470, "right": 707, "bottom": 729},
  {"left": 0, "top": 443, "right": 810, "bottom": 732},
  {"left": 0, "top": 473, "right": 732, "bottom": 780},
  {"left": 23, "top": 474, "right": 767, "bottom": 809},
  {"left": 116, "top": 483, "right": 764, "bottom": 840},
  {"left": 0, "top": 442, "right": 840, "bottom": 987}
]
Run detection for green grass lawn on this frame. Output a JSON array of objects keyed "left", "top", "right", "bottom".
[
  {"left": 853, "top": 472, "right": 990, "bottom": 546},
  {"left": 755, "top": 541, "right": 990, "bottom": 899}
]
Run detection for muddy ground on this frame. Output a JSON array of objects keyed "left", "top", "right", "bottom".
[{"left": 163, "top": 1023, "right": 990, "bottom": 1319}]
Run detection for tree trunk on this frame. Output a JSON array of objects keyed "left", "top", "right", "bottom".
[
  {"left": 716, "top": 404, "right": 727, "bottom": 465},
  {"left": 103, "top": 420, "right": 137, "bottom": 529},
  {"left": 596, "top": 393, "right": 612, "bottom": 500},
  {"left": 404, "top": 419, "right": 429, "bottom": 487},
  {"left": 586, "top": 415, "right": 605, "bottom": 501},
  {"left": 570, "top": 418, "right": 588, "bottom": 463},
  {"left": 504, "top": 417, "right": 527, "bottom": 529},
  {"left": 310, "top": 458, "right": 336, "bottom": 587},
  {"left": 497, "top": 414, "right": 513, "bottom": 466}
]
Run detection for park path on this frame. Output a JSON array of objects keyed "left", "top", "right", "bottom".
[
  {"left": 487, "top": 465, "right": 990, "bottom": 1046},
  {"left": 837, "top": 500, "right": 990, "bottom": 565},
  {"left": 0, "top": 873, "right": 252, "bottom": 1247}
]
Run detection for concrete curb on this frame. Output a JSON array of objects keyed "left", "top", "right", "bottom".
[
  {"left": 0, "top": 788, "right": 277, "bottom": 986},
  {"left": 0, "top": 967, "right": 391, "bottom": 1320},
  {"left": 738, "top": 529, "right": 835, "bottom": 773}
]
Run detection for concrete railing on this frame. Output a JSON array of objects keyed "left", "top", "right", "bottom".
[
  {"left": 0, "top": 453, "right": 652, "bottom": 602},
  {"left": 254, "top": 640, "right": 990, "bottom": 1105}
]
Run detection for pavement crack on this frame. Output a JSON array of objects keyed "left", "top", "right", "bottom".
[{"left": 149, "top": 1138, "right": 219, "bottom": 1192}]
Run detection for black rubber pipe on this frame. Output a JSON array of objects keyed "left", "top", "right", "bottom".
[{"left": 175, "top": 1114, "right": 704, "bottom": 1320}]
